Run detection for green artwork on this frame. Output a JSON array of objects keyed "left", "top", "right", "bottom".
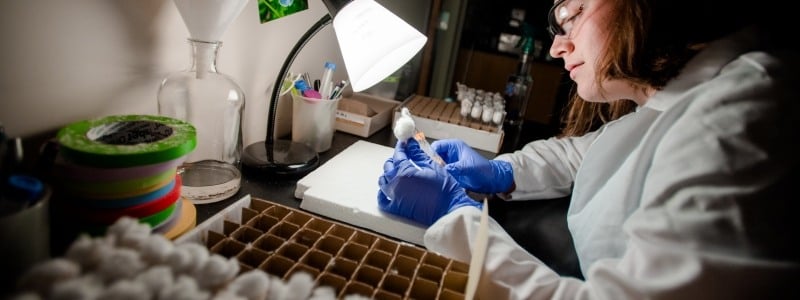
[{"left": 258, "top": 0, "right": 309, "bottom": 23}]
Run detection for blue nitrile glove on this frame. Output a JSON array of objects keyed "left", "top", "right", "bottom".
[
  {"left": 399, "top": 138, "right": 433, "bottom": 165},
  {"left": 377, "top": 140, "right": 482, "bottom": 226},
  {"left": 431, "top": 139, "right": 514, "bottom": 194}
]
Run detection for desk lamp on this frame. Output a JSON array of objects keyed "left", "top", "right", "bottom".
[{"left": 242, "top": 0, "right": 427, "bottom": 178}]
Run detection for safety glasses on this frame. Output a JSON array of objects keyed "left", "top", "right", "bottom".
[{"left": 547, "top": 0, "right": 585, "bottom": 39}]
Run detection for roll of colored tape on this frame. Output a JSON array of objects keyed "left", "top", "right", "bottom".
[
  {"left": 78, "top": 199, "right": 179, "bottom": 235},
  {"left": 52, "top": 154, "right": 186, "bottom": 183},
  {"left": 57, "top": 115, "right": 196, "bottom": 168},
  {"left": 75, "top": 177, "right": 181, "bottom": 224},
  {"left": 81, "top": 176, "right": 179, "bottom": 209},
  {"left": 58, "top": 169, "right": 176, "bottom": 199},
  {"left": 163, "top": 198, "right": 196, "bottom": 240},
  {"left": 141, "top": 199, "right": 179, "bottom": 229}
]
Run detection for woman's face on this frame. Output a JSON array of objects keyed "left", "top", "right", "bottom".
[{"left": 548, "top": 0, "right": 648, "bottom": 105}]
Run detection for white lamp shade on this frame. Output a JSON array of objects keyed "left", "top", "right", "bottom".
[{"left": 332, "top": 0, "right": 428, "bottom": 92}]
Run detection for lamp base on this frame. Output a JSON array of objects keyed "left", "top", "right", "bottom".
[{"left": 241, "top": 140, "right": 320, "bottom": 179}]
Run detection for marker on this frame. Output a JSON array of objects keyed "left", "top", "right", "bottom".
[{"left": 294, "top": 79, "right": 322, "bottom": 99}]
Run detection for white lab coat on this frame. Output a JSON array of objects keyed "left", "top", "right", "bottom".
[{"left": 424, "top": 25, "right": 800, "bottom": 299}]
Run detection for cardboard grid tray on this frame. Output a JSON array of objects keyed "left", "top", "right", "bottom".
[
  {"left": 396, "top": 95, "right": 504, "bottom": 153},
  {"left": 176, "top": 195, "right": 470, "bottom": 299},
  {"left": 403, "top": 95, "right": 501, "bottom": 133}
]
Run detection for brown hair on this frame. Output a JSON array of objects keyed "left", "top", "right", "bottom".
[{"left": 556, "top": 0, "right": 757, "bottom": 137}]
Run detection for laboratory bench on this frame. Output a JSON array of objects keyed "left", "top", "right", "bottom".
[
  {"left": 38, "top": 122, "right": 581, "bottom": 291},
  {"left": 200, "top": 124, "right": 583, "bottom": 279}
]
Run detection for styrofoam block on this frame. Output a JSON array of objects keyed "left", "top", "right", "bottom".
[{"left": 296, "top": 140, "right": 427, "bottom": 246}]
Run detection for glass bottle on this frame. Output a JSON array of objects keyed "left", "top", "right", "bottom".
[
  {"left": 503, "top": 31, "right": 534, "bottom": 128},
  {"left": 158, "top": 38, "right": 244, "bottom": 204}
]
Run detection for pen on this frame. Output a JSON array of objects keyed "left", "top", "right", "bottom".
[{"left": 330, "top": 80, "right": 349, "bottom": 99}]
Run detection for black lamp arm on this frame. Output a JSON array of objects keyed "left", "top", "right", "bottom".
[{"left": 266, "top": 14, "right": 333, "bottom": 145}]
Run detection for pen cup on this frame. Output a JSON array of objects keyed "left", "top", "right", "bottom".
[{"left": 291, "top": 94, "right": 342, "bottom": 153}]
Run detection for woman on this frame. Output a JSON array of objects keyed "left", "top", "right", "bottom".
[{"left": 377, "top": 0, "right": 799, "bottom": 298}]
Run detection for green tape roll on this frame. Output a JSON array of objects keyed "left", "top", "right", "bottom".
[
  {"left": 57, "top": 115, "right": 197, "bottom": 168},
  {"left": 58, "top": 169, "right": 176, "bottom": 199},
  {"left": 139, "top": 198, "right": 178, "bottom": 229}
]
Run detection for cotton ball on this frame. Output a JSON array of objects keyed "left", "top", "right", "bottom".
[
  {"left": 49, "top": 274, "right": 103, "bottom": 300},
  {"left": 165, "top": 245, "right": 193, "bottom": 275},
  {"left": 96, "top": 248, "right": 146, "bottom": 283},
  {"left": 481, "top": 105, "right": 494, "bottom": 123},
  {"left": 96, "top": 279, "right": 150, "bottom": 300},
  {"left": 283, "top": 272, "right": 315, "bottom": 300},
  {"left": 222, "top": 270, "right": 270, "bottom": 300},
  {"left": 64, "top": 234, "right": 115, "bottom": 271},
  {"left": 167, "top": 243, "right": 209, "bottom": 275},
  {"left": 139, "top": 234, "right": 175, "bottom": 265},
  {"left": 470, "top": 104, "right": 482, "bottom": 119},
  {"left": 211, "top": 290, "right": 247, "bottom": 300},
  {"left": 393, "top": 107, "right": 418, "bottom": 141},
  {"left": 393, "top": 116, "right": 415, "bottom": 142},
  {"left": 342, "top": 294, "right": 371, "bottom": 300},
  {"left": 134, "top": 265, "right": 174, "bottom": 295},
  {"left": 460, "top": 100, "right": 473, "bottom": 118},
  {"left": 193, "top": 254, "right": 240, "bottom": 290},
  {"left": 16, "top": 258, "right": 81, "bottom": 297},
  {"left": 265, "top": 274, "right": 288, "bottom": 300},
  {"left": 158, "top": 275, "right": 210, "bottom": 300},
  {"left": 492, "top": 110, "right": 505, "bottom": 125},
  {"left": 106, "top": 217, "right": 151, "bottom": 250},
  {"left": 309, "top": 286, "right": 337, "bottom": 300}
]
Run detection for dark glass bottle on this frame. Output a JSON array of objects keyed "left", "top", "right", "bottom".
[{"left": 503, "top": 31, "right": 534, "bottom": 128}]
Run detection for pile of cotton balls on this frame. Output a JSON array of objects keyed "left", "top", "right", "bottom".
[{"left": 10, "top": 217, "right": 367, "bottom": 300}]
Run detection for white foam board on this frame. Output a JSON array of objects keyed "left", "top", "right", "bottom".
[{"left": 296, "top": 140, "right": 427, "bottom": 246}]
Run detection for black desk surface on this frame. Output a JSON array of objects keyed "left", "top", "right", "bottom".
[{"left": 194, "top": 126, "right": 400, "bottom": 225}]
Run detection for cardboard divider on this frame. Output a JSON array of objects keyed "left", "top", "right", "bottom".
[
  {"left": 335, "top": 93, "right": 400, "bottom": 137},
  {"left": 176, "top": 195, "right": 470, "bottom": 299},
  {"left": 253, "top": 234, "right": 283, "bottom": 253}
]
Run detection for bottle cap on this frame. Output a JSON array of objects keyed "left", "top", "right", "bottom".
[
  {"left": 295, "top": 79, "right": 311, "bottom": 91},
  {"left": 324, "top": 61, "right": 336, "bottom": 71},
  {"left": 7, "top": 175, "right": 44, "bottom": 203}
]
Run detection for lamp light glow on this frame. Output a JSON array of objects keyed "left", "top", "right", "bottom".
[
  {"left": 242, "top": 0, "right": 427, "bottom": 178},
  {"left": 333, "top": 0, "right": 428, "bottom": 91}
]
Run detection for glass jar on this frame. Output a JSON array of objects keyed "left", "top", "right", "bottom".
[{"left": 157, "top": 39, "right": 244, "bottom": 204}]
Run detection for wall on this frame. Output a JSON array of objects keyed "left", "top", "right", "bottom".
[{"left": 0, "top": 0, "right": 359, "bottom": 149}]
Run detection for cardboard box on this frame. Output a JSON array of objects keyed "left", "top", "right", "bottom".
[
  {"left": 394, "top": 95, "right": 504, "bottom": 153},
  {"left": 335, "top": 92, "right": 398, "bottom": 137}
]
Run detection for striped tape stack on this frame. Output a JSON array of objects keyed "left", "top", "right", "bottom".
[{"left": 51, "top": 115, "right": 198, "bottom": 239}]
